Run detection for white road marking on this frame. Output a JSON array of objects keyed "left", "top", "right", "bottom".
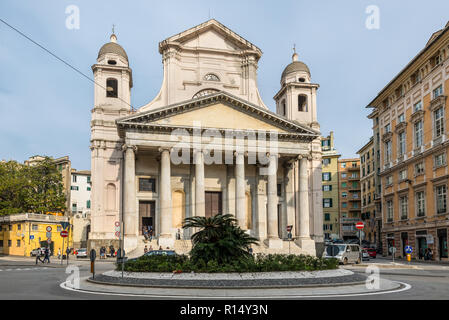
[{"left": 59, "top": 281, "right": 412, "bottom": 299}]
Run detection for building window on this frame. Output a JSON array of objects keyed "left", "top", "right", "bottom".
[
  {"left": 342, "top": 202, "right": 347, "bottom": 208},
  {"left": 433, "top": 85, "right": 443, "bottom": 99},
  {"left": 87, "top": 176, "right": 91, "bottom": 183},
  {"left": 323, "top": 199, "right": 333, "bottom": 208},
  {"left": 16, "top": 240, "right": 20, "bottom": 247},
  {"left": 323, "top": 185, "right": 332, "bottom": 191},
  {"left": 386, "top": 175, "right": 393, "bottom": 186},
  {"left": 352, "top": 182, "right": 358, "bottom": 189},
  {"left": 436, "top": 185, "right": 447, "bottom": 214},
  {"left": 416, "top": 191, "right": 426, "bottom": 217},
  {"left": 415, "top": 162, "right": 424, "bottom": 176},
  {"left": 322, "top": 158, "right": 331, "bottom": 166},
  {"left": 341, "top": 173, "right": 347, "bottom": 179},
  {"left": 70, "top": 186, "right": 79, "bottom": 191},
  {"left": 204, "top": 73, "right": 220, "bottom": 82},
  {"left": 32, "top": 224, "right": 38, "bottom": 231},
  {"left": 17, "top": 224, "right": 21, "bottom": 231},
  {"left": 385, "top": 140, "right": 392, "bottom": 163},
  {"left": 385, "top": 123, "right": 391, "bottom": 133},
  {"left": 106, "top": 78, "right": 118, "bottom": 98},
  {"left": 8, "top": 240, "right": 11, "bottom": 247},
  {"left": 192, "top": 88, "right": 220, "bottom": 99},
  {"left": 139, "top": 178, "right": 156, "bottom": 192},
  {"left": 398, "top": 131, "right": 406, "bottom": 156},
  {"left": 87, "top": 200, "right": 91, "bottom": 209},
  {"left": 322, "top": 172, "right": 331, "bottom": 181},
  {"left": 386, "top": 200, "right": 393, "bottom": 222},
  {"left": 435, "top": 153, "right": 447, "bottom": 168},
  {"left": 277, "top": 184, "right": 282, "bottom": 197},
  {"left": 87, "top": 187, "right": 91, "bottom": 191},
  {"left": 341, "top": 162, "right": 346, "bottom": 168},
  {"left": 434, "top": 107, "right": 445, "bottom": 138},
  {"left": 72, "top": 203, "right": 77, "bottom": 213},
  {"left": 72, "top": 175, "right": 77, "bottom": 183},
  {"left": 0, "top": 240, "right": 2, "bottom": 247},
  {"left": 398, "top": 113, "right": 405, "bottom": 123},
  {"left": 413, "top": 101, "right": 422, "bottom": 113},
  {"left": 342, "top": 192, "right": 347, "bottom": 198},
  {"left": 414, "top": 120, "right": 423, "bottom": 148},
  {"left": 298, "top": 95, "right": 308, "bottom": 112},
  {"left": 399, "top": 169, "right": 407, "bottom": 181},
  {"left": 400, "top": 196, "right": 408, "bottom": 220},
  {"left": 324, "top": 213, "right": 330, "bottom": 221}
]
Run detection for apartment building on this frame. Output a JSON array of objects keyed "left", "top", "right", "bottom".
[
  {"left": 321, "top": 132, "right": 341, "bottom": 240},
  {"left": 338, "top": 158, "right": 361, "bottom": 240},
  {"left": 70, "top": 170, "right": 91, "bottom": 249},
  {"left": 366, "top": 22, "right": 449, "bottom": 260},
  {"left": 357, "top": 137, "right": 379, "bottom": 246}
]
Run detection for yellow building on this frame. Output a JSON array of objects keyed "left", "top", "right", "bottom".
[
  {"left": 366, "top": 22, "right": 449, "bottom": 260},
  {"left": 0, "top": 213, "right": 73, "bottom": 257},
  {"left": 357, "top": 137, "right": 378, "bottom": 246},
  {"left": 321, "top": 132, "right": 341, "bottom": 240}
]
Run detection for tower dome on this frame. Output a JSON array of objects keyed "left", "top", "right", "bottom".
[
  {"left": 281, "top": 51, "right": 310, "bottom": 83},
  {"left": 97, "top": 33, "right": 129, "bottom": 62}
]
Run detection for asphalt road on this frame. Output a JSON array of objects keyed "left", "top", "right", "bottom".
[{"left": 0, "top": 256, "right": 449, "bottom": 300}]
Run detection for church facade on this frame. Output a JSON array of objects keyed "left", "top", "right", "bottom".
[{"left": 88, "top": 19, "right": 324, "bottom": 256}]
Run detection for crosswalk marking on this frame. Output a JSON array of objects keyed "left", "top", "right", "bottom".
[{"left": 0, "top": 267, "right": 49, "bottom": 272}]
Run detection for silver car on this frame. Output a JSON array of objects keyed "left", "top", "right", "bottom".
[{"left": 323, "top": 244, "right": 361, "bottom": 265}]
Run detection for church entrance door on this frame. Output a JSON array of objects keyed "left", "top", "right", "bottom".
[
  {"left": 139, "top": 201, "right": 155, "bottom": 235},
  {"left": 205, "top": 192, "right": 222, "bottom": 218}
]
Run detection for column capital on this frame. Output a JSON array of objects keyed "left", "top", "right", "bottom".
[
  {"left": 297, "top": 154, "right": 312, "bottom": 161},
  {"left": 158, "top": 147, "right": 172, "bottom": 154},
  {"left": 122, "top": 144, "right": 137, "bottom": 153}
]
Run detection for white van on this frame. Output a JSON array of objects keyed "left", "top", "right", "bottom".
[{"left": 323, "top": 244, "right": 361, "bottom": 265}]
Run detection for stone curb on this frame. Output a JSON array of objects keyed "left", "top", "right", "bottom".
[{"left": 86, "top": 274, "right": 368, "bottom": 289}]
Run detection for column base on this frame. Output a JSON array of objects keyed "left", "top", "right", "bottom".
[
  {"left": 296, "top": 237, "right": 316, "bottom": 256},
  {"left": 267, "top": 238, "right": 283, "bottom": 249},
  {"left": 158, "top": 236, "right": 175, "bottom": 250},
  {"left": 124, "top": 236, "right": 138, "bottom": 254}
]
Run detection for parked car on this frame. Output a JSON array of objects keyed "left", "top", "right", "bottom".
[
  {"left": 362, "top": 249, "right": 370, "bottom": 261},
  {"left": 323, "top": 244, "right": 361, "bottom": 265},
  {"left": 75, "top": 248, "right": 88, "bottom": 259},
  {"left": 144, "top": 250, "right": 176, "bottom": 257},
  {"left": 364, "top": 247, "right": 377, "bottom": 259},
  {"left": 30, "top": 248, "right": 43, "bottom": 256}
]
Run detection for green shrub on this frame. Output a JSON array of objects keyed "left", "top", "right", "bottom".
[{"left": 119, "top": 254, "right": 339, "bottom": 273}]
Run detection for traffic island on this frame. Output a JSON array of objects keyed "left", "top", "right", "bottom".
[{"left": 60, "top": 269, "right": 410, "bottom": 299}]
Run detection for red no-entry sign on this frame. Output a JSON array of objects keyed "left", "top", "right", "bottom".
[
  {"left": 355, "top": 222, "right": 364, "bottom": 230},
  {"left": 60, "top": 230, "right": 69, "bottom": 238}
]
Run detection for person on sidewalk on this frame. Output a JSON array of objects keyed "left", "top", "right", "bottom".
[
  {"left": 144, "top": 245, "right": 148, "bottom": 255},
  {"left": 35, "top": 250, "right": 42, "bottom": 265},
  {"left": 143, "top": 227, "right": 149, "bottom": 241},
  {"left": 57, "top": 248, "right": 61, "bottom": 260},
  {"left": 43, "top": 247, "right": 50, "bottom": 264}
]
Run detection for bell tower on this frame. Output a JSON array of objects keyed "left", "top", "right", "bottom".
[
  {"left": 274, "top": 49, "right": 319, "bottom": 130},
  {"left": 89, "top": 31, "right": 133, "bottom": 252}
]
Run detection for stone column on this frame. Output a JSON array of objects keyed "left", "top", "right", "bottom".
[
  {"left": 297, "top": 155, "right": 315, "bottom": 254},
  {"left": 266, "top": 153, "right": 282, "bottom": 249},
  {"left": 194, "top": 149, "right": 205, "bottom": 217},
  {"left": 124, "top": 145, "right": 138, "bottom": 251},
  {"left": 235, "top": 151, "right": 246, "bottom": 228},
  {"left": 159, "top": 147, "right": 174, "bottom": 248}
]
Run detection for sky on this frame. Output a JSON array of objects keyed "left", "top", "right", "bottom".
[{"left": 1, "top": 0, "right": 449, "bottom": 170}]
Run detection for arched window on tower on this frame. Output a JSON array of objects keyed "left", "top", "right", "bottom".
[
  {"left": 281, "top": 99, "right": 286, "bottom": 116},
  {"left": 204, "top": 73, "right": 220, "bottom": 82},
  {"left": 298, "top": 95, "right": 308, "bottom": 112},
  {"left": 106, "top": 78, "right": 118, "bottom": 98}
]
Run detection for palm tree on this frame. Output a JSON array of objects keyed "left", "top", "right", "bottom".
[{"left": 183, "top": 214, "right": 258, "bottom": 264}]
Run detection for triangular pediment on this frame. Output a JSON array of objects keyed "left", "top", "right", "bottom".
[
  {"left": 159, "top": 19, "right": 262, "bottom": 57},
  {"left": 117, "top": 92, "right": 319, "bottom": 140}
]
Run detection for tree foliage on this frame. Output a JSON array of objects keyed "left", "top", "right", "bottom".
[
  {"left": 182, "top": 214, "right": 258, "bottom": 264},
  {"left": 0, "top": 158, "right": 66, "bottom": 215}
]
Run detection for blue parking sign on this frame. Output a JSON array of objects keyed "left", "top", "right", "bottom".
[
  {"left": 29, "top": 235, "right": 34, "bottom": 240},
  {"left": 405, "top": 246, "right": 413, "bottom": 254}
]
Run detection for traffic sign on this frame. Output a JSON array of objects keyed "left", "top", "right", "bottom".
[
  {"left": 60, "top": 230, "right": 68, "bottom": 238},
  {"left": 286, "top": 225, "right": 293, "bottom": 232},
  {"left": 60, "top": 222, "right": 70, "bottom": 230},
  {"left": 115, "top": 221, "right": 120, "bottom": 227},
  {"left": 46, "top": 226, "right": 52, "bottom": 232},
  {"left": 46, "top": 232, "right": 52, "bottom": 238},
  {"left": 115, "top": 231, "right": 120, "bottom": 238},
  {"left": 355, "top": 222, "right": 364, "bottom": 230},
  {"left": 29, "top": 235, "right": 34, "bottom": 240},
  {"left": 405, "top": 246, "right": 413, "bottom": 254},
  {"left": 90, "top": 249, "right": 97, "bottom": 262}
]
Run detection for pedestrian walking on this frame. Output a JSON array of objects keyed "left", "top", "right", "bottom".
[
  {"left": 144, "top": 245, "right": 148, "bottom": 254},
  {"left": 43, "top": 247, "right": 50, "bottom": 264},
  {"left": 57, "top": 248, "right": 61, "bottom": 260},
  {"left": 143, "top": 227, "right": 149, "bottom": 241},
  {"left": 149, "top": 228, "right": 153, "bottom": 241}
]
